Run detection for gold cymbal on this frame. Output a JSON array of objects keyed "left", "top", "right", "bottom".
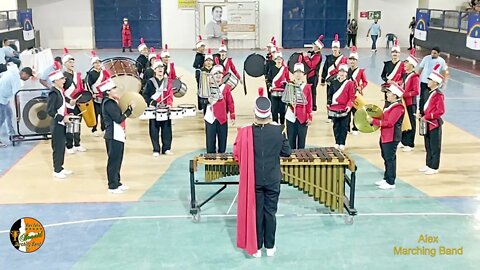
[
  {"left": 354, "top": 104, "right": 383, "bottom": 133},
  {"left": 118, "top": 91, "right": 147, "bottom": 118}
]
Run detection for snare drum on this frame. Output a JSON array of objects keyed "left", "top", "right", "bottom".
[
  {"left": 66, "top": 115, "right": 81, "bottom": 134},
  {"left": 102, "top": 58, "right": 142, "bottom": 95},
  {"left": 419, "top": 118, "right": 427, "bottom": 136},
  {"left": 169, "top": 107, "right": 184, "bottom": 120},
  {"left": 156, "top": 108, "right": 169, "bottom": 121},
  {"left": 178, "top": 104, "right": 196, "bottom": 117},
  {"left": 270, "top": 88, "right": 284, "bottom": 97},
  {"left": 140, "top": 107, "right": 156, "bottom": 120},
  {"left": 221, "top": 73, "right": 239, "bottom": 89},
  {"left": 76, "top": 91, "right": 97, "bottom": 128},
  {"left": 172, "top": 79, "right": 187, "bottom": 98}
]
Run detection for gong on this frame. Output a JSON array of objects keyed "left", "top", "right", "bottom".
[{"left": 22, "top": 97, "right": 51, "bottom": 134}]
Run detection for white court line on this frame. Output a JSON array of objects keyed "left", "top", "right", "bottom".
[{"left": 0, "top": 212, "right": 474, "bottom": 234}]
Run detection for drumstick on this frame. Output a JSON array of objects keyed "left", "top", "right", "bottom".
[
  {"left": 416, "top": 116, "right": 435, "bottom": 125},
  {"left": 77, "top": 110, "right": 87, "bottom": 116}
]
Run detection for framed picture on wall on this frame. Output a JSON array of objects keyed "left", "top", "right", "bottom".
[{"left": 202, "top": 4, "right": 228, "bottom": 40}]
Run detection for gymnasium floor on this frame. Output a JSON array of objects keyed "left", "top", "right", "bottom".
[{"left": 0, "top": 48, "right": 479, "bottom": 269}]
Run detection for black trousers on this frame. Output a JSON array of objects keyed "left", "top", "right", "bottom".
[
  {"left": 287, "top": 119, "right": 308, "bottom": 149},
  {"left": 332, "top": 115, "right": 349, "bottom": 145},
  {"left": 66, "top": 107, "right": 81, "bottom": 149},
  {"left": 419, "top": 83, "right": 429, "bottom": 115},
  {"left": 401, "top": 105, "right": 417, "bottom": 147},
  {"left": 149, "top": 119, "right": 172, "bottom": 154},
  {"left": 105, "top": 139, "right": 124, "bottom": 189},
  {"left": 205, "top": 120, "right": 228, "bottom": 153},
  {"left": 425, "top": 125, "right": 442, "bottom": 170},
  {"left": 380, "top": 140, "right": 399, "bottom": 185},
  {"left": 347, "top": 108, "right": 358, "bottom": 132},
  {"left": 270, "top": 96, "right": 285, "bottom": 124},
  {"left": 409, "top": 33, "right": 414, "bottom": 49},
  {"left": 307, "top": 76, "right": 318, "bottom": 110},
  {"left": 92, "top": 101, "right": 105, "bottom": 132},
  {"left": 51, "top": 123, "right": 66, "bottom": 173},
  {"left": 347, "top": 34, "right": 357, "bottom": 47},
  {"left": 326, "top": 84, "right": 333, "bottom": 120},
  {"left": 256, "top": 181, "right": 280, "bottom": 249}
]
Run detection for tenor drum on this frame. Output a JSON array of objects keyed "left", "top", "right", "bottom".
[
  {"left": 139, "top": 107, "right": 156, "bottom": 120},
  {"left": 172, "top": 79, "right": 187, "bottom": 98},
  {"left": 66, "top": 115, "right": 81, "bottom": 134},
  {"left": 169, "top": 107, "right": 184, "bottom": 120},
  {"left": 76, "top": 91, "right": 97, "bottom": 128},
  {"left": 102, "top": 57, "right": 142, "bottom": 95},
  {"left": 178, "top": 104, "right": 196, "bottom": 117},
  {"left": 221, "top": 73, "right": 239, "bottom": 89},
  {"left": 271, "top": 88, "right": 284, "bottom": 97},
  {"left": 156, "top": 108, "right": 169, "bottom": 121}
]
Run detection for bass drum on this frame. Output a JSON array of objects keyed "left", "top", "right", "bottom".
[
  {"left": 243, "top": 53, "right": 265, "bottom": 78},
  {"left": 288, "top": 52, "right": 311, "bottom": 75},
  {"left": 102, "top": 57, "right": 142, "bottom": 95}
]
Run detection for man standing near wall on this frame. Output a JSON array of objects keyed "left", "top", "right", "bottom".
[
  {"left": 416, "top": 47, "right": 447, "bottom": 115},
  {"left": 408, "top": 17, "right": 416, "bottom": 50},
  {"left": 367, "top": 19, "right": 381, "bottom": 53}
]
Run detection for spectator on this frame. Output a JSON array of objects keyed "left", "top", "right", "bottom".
[
  {"left": 3, "top": 39, "right": 21, "bottom": 67},
  {"left": 347, "top": 19, "right": 358, "bottom": 48},
  {"left": 408, "top": 17, "right": 416, "bottom": 50},
  {"left": 416, "top": 47, "right": 447, "bottom": 115},
  {"left": 367, "top": 19, "right": 382, "bottom": 53}
]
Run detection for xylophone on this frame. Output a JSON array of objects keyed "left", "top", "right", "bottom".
[{"left": 189, "top": 147, "right": 357, "bottom": 223}]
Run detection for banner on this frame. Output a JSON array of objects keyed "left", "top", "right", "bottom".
[
  {"left": 466, "top": 13, "right": 480, "bottom": 50},
  {"left": 18, "top": 9, "right": 34, "bottom": 41},
  {"left": 415, "top": 9, "right": 430, "bottom": 41}
]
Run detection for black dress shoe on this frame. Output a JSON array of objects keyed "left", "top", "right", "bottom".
[{"left": 313, "top": 105, "right": 317, "bottom": 111}]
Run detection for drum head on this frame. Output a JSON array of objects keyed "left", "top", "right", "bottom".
[
  {"left": 244, "top": 53, "right": 265, "bottom": 78},
  {"left": 77, "top": 91, "right": 93, "bottom": 103},
  {"left": 23, "top": 97, "right": 51, "bottom": 134},
  {"left": 172, "top": 79, "right": 182, "bottom": 90},
  {"left": 288, "top": 52, "right": 311, "bottom": 74}
]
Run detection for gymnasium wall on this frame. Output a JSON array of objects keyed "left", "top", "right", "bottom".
[{"left": 0, "top": 0, "right": 17, "bottom": 11}]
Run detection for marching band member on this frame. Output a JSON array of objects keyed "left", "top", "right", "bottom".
[
  {"left": 99, "top": 78, "right": 134, "bottom": 194},
  {"left": 161, "top": 44, "right": 171, "bottom": 76},
  {"left": 286, "top": 56, "right": 312, "bottom": 149},
  {"left": 136, "top": 38, "right": 149, "bottom": 83},
  {"left": 143, "top": 47, "right": 157, "bottom": 87},
  {"left": 218, "top": 39, "right": 242, "bottom": 84},
  {"left": 419, "top": 64, "right": 445, "bottom": 175},
  {"left": 233, "top": 87, "right": 292, "bottom": 257},
  {"left": 121, "top": 18, "right": 133, "bottom": 52},
  {"left": 367, "top": 82, "right": 405, "bottom": 190},
  {"left": 46, "top": 65, "right": 73, "bottom": 179},
  {"left": 399, "top": 49, "right": 420, "bottom": 152},
  {"left": 86, "top": 50, "right": 110, "bottom": 136},
  {"left": 321, "top": 34, "right": 347, "bottom": 122},
  {"left": 204, "top": 58, "right": 235, "bottom": 153},
  {"left": 327, "top": 63, "right": 356, "bottom": 151},
  {"left": 264, "top": 37, "right": 276, "bottom": 95},
  {"left": 193, "top": 36, "right": 206, "bottom": 111},
  {"left": 381, "top": 40, "right": 405, "bottom": 87},
  {"left": 142, "top": 55, "right": 174, "bottom": 157},
  {"left": 62, "top": 48, "right": 86, "bottom": 154},
  {"left": 303, "top": 35, "right": 323, "bottom": 111},
  {"left": 347, "top": 46, "right": 368, "bottom": 136},
  {"left": 198, "top": 48, "right": 214, "bottom": 114},
  {"left": 266, "top": 47, "right": 289, "bottom": 124}
]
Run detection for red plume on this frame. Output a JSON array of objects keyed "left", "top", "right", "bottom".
[
  {"left": 150, "top": 47, "right": 155, "bottom": 53},
  {"left": 273, "top": 40, "right": 277, "bottom": 46},
  {"left": 258, "top": 87, "right": 264, "bottom": 97},
  {"left": 155, "top": 54, "right": 161, "bottom": 61},
  {"left": 271, "top": 36, "right": 275, "bottom": 42},
  {"left": 297, "top": 54, "right": 303, "bottom": 63},
  {"left": 102, "top": 69, "right": 111, "bottom": 79},
  {"left": 53, "top": 61, "right": 62, "bottom": 70},
  {"left": 318, "top": 35, "right": 324, "bottom": 41},
  {"left": 199, "top": 35, "right": 203, "bottom": 41},
  {"left": 207, "top": 48, "right": 211, "bottom": 54},
  {"left": 334, "top": 34, "right": 339, "bottom": 41},
  {"left": 351, "top": 46, "right": 357, "bottom": 53},
  {"left": 214, "top": 57, "right": 220, "bottom": 65},
  {"left": 410, "top": 48, "right": 416, "bottom": 56},
  {"left": 140, "top": 38, "right": 145, "bottom": 44},
  {"left": 91, "top": 50, "right": 97, "bottom": 57},
  {"left": 63, "top": 48, "right": 69, "bottom": 54},
  {"left": 164, "top": 44, "right": 168, "bottom": 51},
  {"left": 394, "top": 39, "right": 399, "bottom": 46},
  {"left": 221, "top": 39, "right": 225, "bottom": 46}
]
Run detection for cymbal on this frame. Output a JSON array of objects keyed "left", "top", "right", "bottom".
[
  {"left": 354, "top": 104, "right": 383, "bottom": 133},
  {"left": 118, "top": 91, "right": 147, "bottom": 118}
]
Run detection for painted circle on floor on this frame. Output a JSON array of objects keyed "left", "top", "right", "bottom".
[{"left": 9, "top": 217, "right": 46, "bottom": 253}]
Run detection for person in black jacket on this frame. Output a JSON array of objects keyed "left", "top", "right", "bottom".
[
  {"left": 193, "top": 36, "right": 206, "bottom": 110},
  {"left": 136, "top": 38, "right": 149, "bottom": 86},
  {"left": 46, "top": 69, "right": 73, "bottom": 179},
  {"left": 99, "top": 78, "right": 133, "bottom": 194},
  {"left": 250, "top": 90, "right": 292, "bottom": 257}
]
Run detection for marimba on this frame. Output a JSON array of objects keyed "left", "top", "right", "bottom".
[{"left": 189, "top": 147, "right": 357, "bottom": 223}]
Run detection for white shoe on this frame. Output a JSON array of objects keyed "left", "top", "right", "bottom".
[
  {"left": 339, "top": 145, "right": 345, "bottom": 151},
  {"left": 334, "top": 144, "right": 340, "bottom": 150},
  {"left": 74, "top": 146, "right": 87, "bottom": 152},
  {"left": 108, "top": 188, "right": 124, "bottom": 194},
  {"left": 352, "top": 131, "right": 359, "bottom": 136},
  {"left": 398, "top": 142, "right": 405, "bottom": 148},
  {"left": 119, "top": 185, "right": 129, "bottom": 191},
  {"left": 153, "top": 152, "right": 160, "bottom": 157},
  {"left": 418, "top": 166, "right": 429, "bottom": 172},
  {"left": 402, "top": 146, "right": 413, "bottom": 152},
  {"left": 378, "top": 183, "right": 396, "bottom": 190},
  {"left": 252, "top": 250, "right": 262, "bottom": 258},
  {"left": 66, "top": 148, "right": 76, "bottom": 154},
  {"left": 92, "top": 131, "right": 100, "bottom": 137},
  {"left": 164, "top": 150, "right": 173, "bottom": 155},
  {"left": 325, "top": 119, "right": 332, "bottom": 123},
  {"left": 375, "top": 180, "right": 387, "bottom": 186},
  {"left": 425, "top": 168, "right": 439, "bottom": 175},
  {"left": 61, "top": 169, "right": 72, "bottom": 175},
  {"left": 266, "top": 247, "right": 276, "bottom": 257},
  {"left": 53, "top": 172, "right": 67, "bottom": 179}
]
